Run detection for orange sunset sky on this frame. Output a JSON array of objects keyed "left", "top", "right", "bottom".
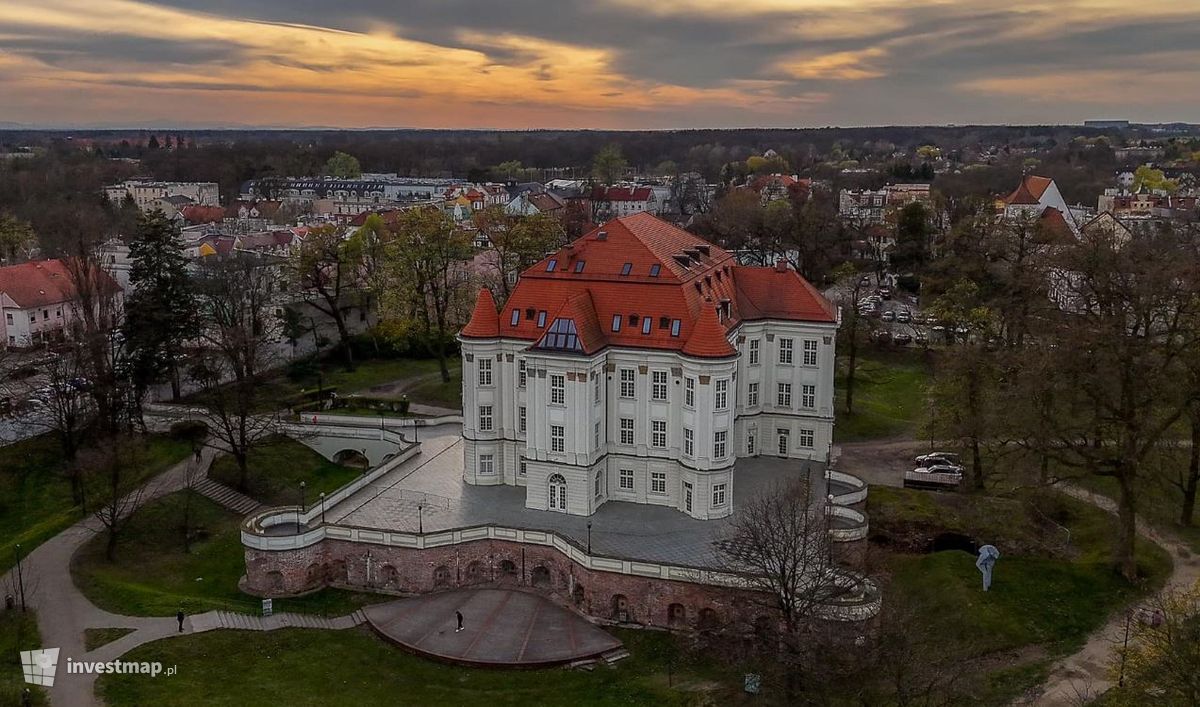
[{"left": 1, "top": 0, "right": 1198, "bottom": 128}]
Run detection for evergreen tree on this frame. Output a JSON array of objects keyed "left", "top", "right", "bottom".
[{"left": 123, "top": 211, "right": 196, "bottom": 408}]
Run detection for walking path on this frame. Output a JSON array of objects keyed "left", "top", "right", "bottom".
[
  {"left": 0, "top": 444, "right": 363, "bottom": 707},
  {"left": 193, "top": 476, "right": 263, "bottom": 515},
  {"left": 1031, "top": 484, "right": 1200, "bottom": 705}
]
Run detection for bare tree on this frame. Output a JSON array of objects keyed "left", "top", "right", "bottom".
[
  {"left": 33, "top": 354, "right": 94, "bottom": 507},
  {"left": 188, "top": 255, "right": 282, "bottom": 491},
  {"left": 84, "top": 433, "right": 148, "bottom": 561},
  {"left": 291, "top": 224, "right": 362, "bottom": 369},
  {"left": 1108, "top": 586, "right": 1200, "bottom": 706},
  {"left": 63, "top": 242, "right": 127, "bottom": 434}
]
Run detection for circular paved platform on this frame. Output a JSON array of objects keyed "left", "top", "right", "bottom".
[{"left": 363, "top": 588, "right": 623, "bottom": 667}]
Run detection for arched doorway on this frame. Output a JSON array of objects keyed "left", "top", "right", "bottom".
[
  {"left": 548, "top": 474, "right": 567, "bottom": 512},
  {"left": 433, "top": 565, "right": 452, "bottom": 588},
  {"left": 667, "top": 603, "right": 686, "bottom": 627},
  {"left": 531, "top": 565, "right": 552, "bottom": 587}
]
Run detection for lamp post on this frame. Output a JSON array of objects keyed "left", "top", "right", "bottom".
[
  {"left": 319, "top": 492, "right": 326, "bottom": 525},
  {"left": 586, "top": 521, "right": 592, "bottom": 554},
  {"left": 417, "top": 503, "right": 424, "bottom": 534},
  {"left": 300, "top": 481, "right": 307, "bottom": 510}
]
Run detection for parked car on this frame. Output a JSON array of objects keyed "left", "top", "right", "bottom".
[
  {"left": 870, "top": 329, "right": 891, "bottom": 342},
  {"left": 912, "top": 312, "right": 926, "bottom": 324},
  {"left": 915, "top": 331, "right": 929, "bottom": 346},
  {"left": 880, "top": 310, "right": 896, "bottom": 322},
  {"left": 859, "top": 275, "right": 872, "bottom": 286},
  {"left": 914, "top": 464, "right": 964, "bottom": 477},
  {"left": 896, "top": 309, "right": 912, "bottom": 323},
  {"left": 916, "top": 452, "right": 961, "bottom": 466},
  {"left": 879, "top": 286, "right": 893, "bottom": 300},
  {"left": 893, "top": 332, "right": 913, "bottom": 345}
]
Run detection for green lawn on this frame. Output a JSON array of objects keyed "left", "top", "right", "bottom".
[
  {"left": 871, "top": 486, "right": 1172, "bottom": 704},
  {"left": 71, "top": 491, "right": 382, "bottom": 618},
  {"left": 1072, "top": 470, "right": 1200, "bottom": 555},
  {"left": 84, "top": 627, "right": 135, "bottom": 652},
  {"left": 834, "top": 348, "right": 932, "bottom": 442},
  {"left": 0, "top": 610, "right": 46, "bottom": 706},
  {"left": 0, "top": 432, "right": 193, "bottom": 574},
  {"left": 208, "top": 435, "right": 362, "bottom": 507},
  {"left": 402, "top": 364, "right": 463, "bottom": 410},
  {"left": 97, "top": 626, "right": 740, "bottom": 707}
]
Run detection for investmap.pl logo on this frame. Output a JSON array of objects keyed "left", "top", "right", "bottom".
[
  {"left": 20, "top": 647, "right": 173, "bottom": 687},
  {"left": 19, "top": 648, "right": 59, "bottom": 687}
]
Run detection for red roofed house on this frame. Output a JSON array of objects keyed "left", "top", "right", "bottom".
[
  {"left": 0, "top": 259, "right": 123, "bottom": 349},
  {"left": 591, "top": 185, "right": 659, "bottom": 219},
  {"left": 1001, "top": 174, "right": 1076, "bottom": 231},
  {"left": 459, "top": 212, "right": 838, "bottom": 520}
]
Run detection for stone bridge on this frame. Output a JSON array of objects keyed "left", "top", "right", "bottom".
[{"left": 278, "top": 422, "right": 410, "bottom": 467}]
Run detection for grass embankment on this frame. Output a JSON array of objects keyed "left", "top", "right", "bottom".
[
  {"left": 835, "top": 348, "right": 931, "bottom": 442},
  {"left": 71, "top": 491, "right": 379, "bottom": 618},
  {"left": 0, "top": 610, "right": 45, "bottom": 706},
  {"left": 207, "top": 435, "right": 362, "bottom": 507},
  {"left": 870, "top": 486, "right": 1172, "bottom": 704},
  {"left": 97, "top": 626, "right": 738, "bottom": 707},
  {"left": 0, "top": 432, "right": 192, "bottom": 574}
]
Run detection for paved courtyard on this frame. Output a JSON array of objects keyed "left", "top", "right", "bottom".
[
  {"left": 364, "top": 589, "right": 623, "bottom": 667},
  {"left": 324, "top": 424, "right": 843, "bottom": 570}
]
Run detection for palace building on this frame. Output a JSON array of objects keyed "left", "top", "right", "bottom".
[{"left": 459, "top": 212, "right": 839, "bottom": 520}]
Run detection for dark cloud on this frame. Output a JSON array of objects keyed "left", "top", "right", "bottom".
[{"left": 0, "top": 33, "right": 248, "bottom": 69}]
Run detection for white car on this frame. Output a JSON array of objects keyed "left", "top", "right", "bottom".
[
  {"left": 915, "top": 452, "right": 960, "bottom": 466},
  {"left": 914, "top": 464, "right": 964, "bottom": 477}
]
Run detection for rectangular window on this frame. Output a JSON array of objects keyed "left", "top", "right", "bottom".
[
  {"left": 651, "top": 420, "right": 667, "bottom": 448},
  {"left": 551, "top": 425, "right": 565, "bottom": 453},
  {"left": 574, "top": 260, "right": 586, "bottom": 273},
  {"left": 714, "top": 430, "right": 727, "bottom": 459},
  {"left": 519, "top": 459, "right": 527, "bottom": 476},
  {"left": 510, "top": 309, "right": 520, "bottom": 326},
  {"left": 748, "top": 382, "right": 759, "bottom": 407},
  {"left": 799, "top": 428, "right": 815, "bottom": 448},
  {"left": 620, "top": 418, "right": 634, "bottom": 445},
  {"left": 518, "top": 359, "right": 526, "bottom": 388},
  {"left": 620, "top": 262, "right": 632, "bottom": 275},
  {"left": 652, "top": 371, "right": 668, "bottom": 401},
  {"left": 715, "top": 379, "right": 728, "bottom": 410},
  {"left": 620, "top": 469, "right": 634, "bottom": 490},
  {"left": 803, "top": 339, "right": 819, "bottom": 366},
  {"left": 595, "top": 471, "right": 603, "bottom": 498},
  {"left": 684, "top": 427, "right": 694, "bottom": 457},
  {"left": 684, "top": 377, "right": 695, "bottom": 407},
  {"left": 670, "top": 319, "right": 681, "bottom": 337},
  {"left": 712, "top": 483, "right": 727, "bottom": 507},
  {"left": 478, "top": 358, "right": 492, "bottom": 386},
  {"left": 594, "top": 421, "right": 601, "bottom": 448},
  {"left": 649, "top": 264, "right": 661, "bottom": 277},
  {"left": 29, "top": 312, "right": 35, "bottom": 323},
  {"left": 779, "top": 338, "right": 794, "bottom": 364},
  {"left": 778, "top": 428, "right": 790, "bottom": 455},
  {"left": 4, "top": 313, "right": 10, "bottom": 324},
  {"left": 546, "top": 259, "right": 557, "bottom": 271},
  {"left": 550, "top": 374, "right": 565, "bottom": 405},
  {"left": 479, "top": 405, "right": 493, "bottom": 431},
  {"left": 42, "top": 309, "right": 48, "bottom": 320},
  {"left": 611, "top": 314, "right": 621, "bottom": 332},
  {"left": 593, "top": 374, "right": 601, "bottom": 403},
  {"left": 536, "top": 311, "right": 546, "bottom": 327},
  {"left": 642, "top": 317, "right": 652, "bottom": 335},
  {"left": 777, "top": 383, "right": 792, "bottom": 408},
  {"left": 620, "top": 369, "right": 636, "bottom": 398},
  {"left": 802, "top": 384, "right": 816, "bottom": 409},
  {"left": 518, "top": 406, "right": 526, "bottom": 433},
  {"left": 651, "top": 472, "right": 666, "bottom": 494},
  {"left": 747, "top": 432, "right": 756, "bottom": 455},
  {"left": 479, "top": 453, "right": 495, "bottom": 475},
  {"left": 748, "top": 338, "right": 760, "bottom": 365}
]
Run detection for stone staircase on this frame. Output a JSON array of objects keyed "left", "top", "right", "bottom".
[
  {"left": 191, "top": 610, "right": 367, "bottom": 633},
  {"left": 193, "top": 477, "right": 263, "bottom": 516}
]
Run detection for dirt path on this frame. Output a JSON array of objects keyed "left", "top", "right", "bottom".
[{"left": 1028, "top": 485, "right": 1200, "bottom": 706}]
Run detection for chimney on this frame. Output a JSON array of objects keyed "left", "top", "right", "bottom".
[
  {"left": 774, "top": 259, "right": 788, "bottom": 273},
  {"left": 596, "top": 230, "right": 608, "bottom": 241}
]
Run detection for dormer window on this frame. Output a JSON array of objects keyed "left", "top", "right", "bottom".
[
  {"left": 659, "top": 316, "right": 670, "bottom": 329},
  {"left": 670, "top": 319, "right": 681, "bottom": 337},
  {"left": 510, "top": 309, "right": 520, "bottom": 326},
  {"left": 641, "top": 317, "right": 652, "bottom": 335},
  {"left": 649, "top": 264, "right": 661, "bottom": 277},
  {"left": 611, "top": 314, "right": 622, "bottom": 332},
  {"left": 574, "top": 260, "right": 586, "bottom": 273},
  {"left": 546, "top": 259, "right": 558, "bottom": 272},
  {"left": 536, "top": 311, "right": 547, "bottom": 327},
  {"left": 620, "top": 263, "right": 632, "bottom": 276},
  {"left": 525, "top": 308, "right": 536, "bottom": 320}
]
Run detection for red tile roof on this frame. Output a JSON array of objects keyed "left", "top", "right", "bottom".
[
  {"left": 180, "top": 205, "right": 225, "bottom": 224},
  {"left": 682, "top": 304, "right": 737, "bottom": 358},
  {"left": 461, "top": 287, "right": 499, "bottom": 338},
  {"left": 0, "top": 259, "right": 120, "bottom": 308},
  {"left": 1004, "top": 175, "right": 1054, "bottom": 205},
  {"left": 460, "top": 213, "right": 836, "bottom": 357},
  {"left": 592, "top": 186, "right": 653, "bottom": 202}
]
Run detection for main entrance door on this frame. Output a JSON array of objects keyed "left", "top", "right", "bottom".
[{"left": 548, "top": 473, "right": 567, "bottom": 512}]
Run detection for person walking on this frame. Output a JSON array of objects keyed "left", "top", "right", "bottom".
[
  {"left": 177, "top": 609, "right": 186, "bottom": 633},
  {"left": 455, "top": 610, "right": 464, "bottom": 633}
]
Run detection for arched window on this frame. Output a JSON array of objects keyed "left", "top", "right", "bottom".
[{"left": 548, "top": 473, "right": 567, "bottom": 512}]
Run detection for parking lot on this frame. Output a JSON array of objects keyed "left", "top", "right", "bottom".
[{"left": 826, "top": 274, "right": 969, "bottom": 348}]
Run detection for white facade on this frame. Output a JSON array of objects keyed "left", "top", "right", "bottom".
[
  {"left": 105, "top": 180, "right": 219, "bottom": 210},
  {"left": 459, "top": 318, "right": 836, "bottom": 521}
]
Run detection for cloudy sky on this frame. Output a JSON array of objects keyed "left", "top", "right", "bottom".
[{"left": 1, "top": 0, "right": 1197, "bottom": 128}]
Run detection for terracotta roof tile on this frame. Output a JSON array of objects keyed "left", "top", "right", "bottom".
[
  {"left": 461, "top": 288, "right": 500, "bottom": 338},
  {"left": 682, "top": 304, "right": 737, "bottom": 358},
  {"left": 0, "top": 259, "right": 121, "bottom": 308}
]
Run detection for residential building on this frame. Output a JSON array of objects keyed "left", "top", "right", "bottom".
[
  {"left": 104, "top": 180, "right": 219, "bottom": 210},
  {"left": 591, "top": 186, "right": 659, "bottom": 219},
  {"left": 0, "top": 259, "right": 122, "bottom": 349},
  {"left": 838, "top": 183, "right": 931, "bottom": 224},
  {"left": 458, "top": 213, "right": 838, "bottom": 521}
]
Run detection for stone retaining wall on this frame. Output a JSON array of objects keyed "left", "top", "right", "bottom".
[{"left": 245, "top": 538, "right": 818, "bottom": 632}]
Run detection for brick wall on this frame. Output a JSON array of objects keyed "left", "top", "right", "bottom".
[{"left": 244, "top": 538, "right": 777, "bottom": 631}]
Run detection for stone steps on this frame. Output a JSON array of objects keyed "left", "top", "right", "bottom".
[
  {"left": 204, "top": 609, "right": 367, "bottom": 632},
  {"left": 194, "top": 478, "right": 263, "bottom": 516}
]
